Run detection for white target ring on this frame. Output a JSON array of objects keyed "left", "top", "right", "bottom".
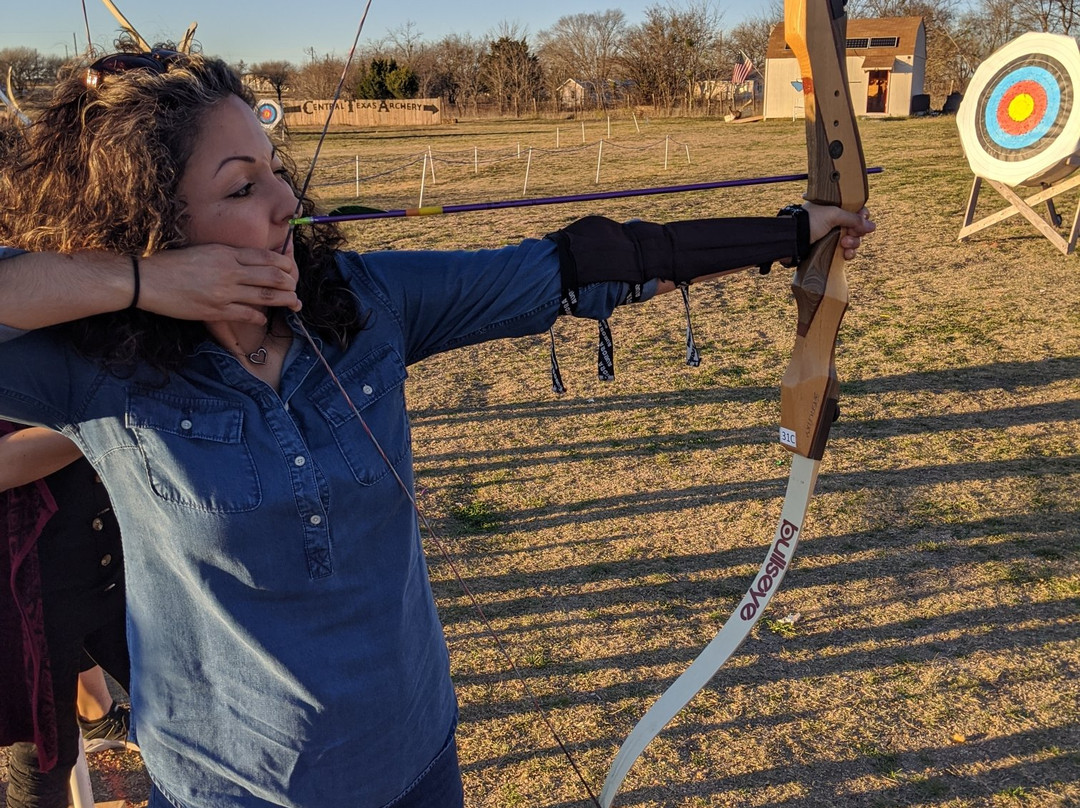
[
  {"left": 958, "top": 32, "right": 1080, "bottom": 187},
  {"left": 256, "top": 99, "right": 283, "bottom": 131}
]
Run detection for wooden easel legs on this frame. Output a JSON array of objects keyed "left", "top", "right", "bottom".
[{"left": 959, "top": 173, "right": 1080, "bottom": 255}]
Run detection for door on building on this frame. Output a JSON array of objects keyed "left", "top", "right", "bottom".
[{"left": 867, "top": 70, "right": 889, "bottom": 113}]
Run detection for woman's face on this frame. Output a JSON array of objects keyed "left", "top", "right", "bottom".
[{"left": 176, "top": 94, "right": 298, "bottom": 256}]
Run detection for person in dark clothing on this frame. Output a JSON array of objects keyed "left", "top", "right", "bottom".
[{"left": 1, "top": 421, "right": 134, "bottom": 808}]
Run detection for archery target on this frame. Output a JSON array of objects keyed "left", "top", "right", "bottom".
[
  {"left": 256, "top": 99, "right": 283, "bottom": 130},
  {"left": 958, "top": 33, "right": 1080, "bottom": 186}
]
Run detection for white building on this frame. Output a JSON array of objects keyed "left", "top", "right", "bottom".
[{"left": 763, "top": 17, "right": 926, "bottom": 119}]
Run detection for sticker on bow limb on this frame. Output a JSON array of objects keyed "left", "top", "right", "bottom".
[
  {"left": 256, "top": 100, "right": 283, "bottom": 131},
  {"left": 958, "top": 32, "right": 1080, "bottom": 187}
]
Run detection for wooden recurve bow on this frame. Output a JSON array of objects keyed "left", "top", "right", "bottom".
[{"left": 596, "top": 1, "right": 867, "bottom": 804}]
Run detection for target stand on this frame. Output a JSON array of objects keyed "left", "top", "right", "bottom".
[
  {"left": 957, "top": 32, "right": 1080, "bottom": 254},
  {"left": 959, "top": 168, "right": 1080, "bottom": 255}
]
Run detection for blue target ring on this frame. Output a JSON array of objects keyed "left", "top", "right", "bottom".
[{"left": 983, "top": 66, "right": 1060, "bottom": 151}]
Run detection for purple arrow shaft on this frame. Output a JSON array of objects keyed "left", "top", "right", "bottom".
[{"left": 291, "top": 167, "right": 883, "bottom": 225}]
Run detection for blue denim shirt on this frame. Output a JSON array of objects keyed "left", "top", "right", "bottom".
[{"left": 0, "top": 243, "right": 648, "bottom": 807}]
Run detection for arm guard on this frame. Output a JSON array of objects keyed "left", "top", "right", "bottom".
[{"left": 545, "top": 213, "right": 809, "bottom": 292}]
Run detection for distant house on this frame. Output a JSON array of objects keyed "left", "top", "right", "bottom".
[
  {"left": 763, "top": 16, "right": 926, "bottom": 119},
  {"left": 555, "top": 78, "right": 632, "bottom": 110},
  {"left": 241, "top": 74, "right": 279, "bottom": 96}
]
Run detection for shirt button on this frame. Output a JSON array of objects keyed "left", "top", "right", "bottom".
[
  {"left": 180, "top": 419, "right": 193, "bottom": 430},
  {"left": 294, "top": 456, "right": 307, "bottom": 467},
  {"left": 91, "top": 518, "right": 104, "bottom": 531},
  {"left": 362, "top": 384, "right": 374, "bottom": 395},
  {"left": 100, "top": 554, "right": 112, "bottom": 567},
  {"left": 309, "top": 515, "right": 322, "bottom": 526}
]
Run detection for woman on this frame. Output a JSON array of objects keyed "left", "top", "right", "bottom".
[{"left": 0, "top": 51, "right": 873, "bottom": 807}]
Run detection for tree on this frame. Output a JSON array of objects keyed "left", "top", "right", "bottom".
[
  {"left": 537, "top": 10, "right": 627, "bottom": 109},
  {"left": 1014, "top": 0, "right": 1080, "bottom": 34},
  {"left": 0, "top": 48, "right": 61, "bottom": 97},
  {"left": 383, "top": 22, "right": 442, "bottom": 98},
  {"left": 720, "top": 1, "right": 780, "bottom": 76},
  {"left": 293, "top": 48, "right": 353, "bottom": 99},
  {"left": 952, "top": 0, "right": 1021, "bottom": 77},
  {"left": 386, "top": 20, "right": 425, "bottom": 64},
  {"left": 353, "top": 58, "right": 419, "bottom": 99},
  {"left": 427, "top": 34, "right": 486, "bottom": 110},
  {"left": 480, "top": 24, "right": 543, "bottom": 116},
  {"left": 620, "top": 1, "right": 724, "bottom": 111},
  {"left": 249, "top": 60, "right": 295, "bottom": 105}
]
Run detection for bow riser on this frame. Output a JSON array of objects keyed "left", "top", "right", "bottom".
[
  {"left": 779, "top": 233, "right": 848, "bottom": 460},
  {"left": 785, "top": 0, "right": 868, "bottom": 212},
  {"left": 780, "top": 0, "right": 867, "bottom": 461}
]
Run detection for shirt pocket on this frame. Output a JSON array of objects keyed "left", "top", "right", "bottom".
[
  {"left": 126, "top": 391, "right": 262, "bottom": 513},
  {"left": 311, "top": 344, "right": 410, "bottom": 486}
]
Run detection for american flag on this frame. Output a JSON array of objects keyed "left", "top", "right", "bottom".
[{"left": 732, "top": 54, "right": 754, "bottom": 85}]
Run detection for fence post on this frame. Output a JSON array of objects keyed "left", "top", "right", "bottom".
[
  {"left": 355, "top": 155, "right": 359, "bottom": 197},
  {"left": 595, "top": 139, "right": 604, "bottom": 184},
  {"left": 418, "top": 153, "right": 428, "bottom": 207},
  {"left": 664, "top": 135, "right": 669, "bottom": 170},
  {"left": 523, "top": 147, "right": 533, "bottom": 195}
]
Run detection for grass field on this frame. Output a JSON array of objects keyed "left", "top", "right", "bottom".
[
  {"left": 4, "top": 113, "right": 1077, "bottom": 807},
  {"left": 296, "top": 113, "right": 1080, "bottom": 807}
]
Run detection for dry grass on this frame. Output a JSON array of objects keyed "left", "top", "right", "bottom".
[{"left": 3, "top": 113, "right": 1077, "bottom": 807}]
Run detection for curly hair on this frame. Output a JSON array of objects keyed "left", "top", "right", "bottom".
[{"left": 0, "top": 53, "right": 362, "bottom": 372}]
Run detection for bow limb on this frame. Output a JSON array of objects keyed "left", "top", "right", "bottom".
[
  {"left": 597, "top": 458, "right": 819, "bottom": 808},
  {"left": 597, "top": 2, "right": 866, "bottom": 805}
]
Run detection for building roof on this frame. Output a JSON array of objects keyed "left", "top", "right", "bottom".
[
  {"left": 766, "top": 16, "right": 924, "bottom": 60},
  {"left": 861, "top": 54, "right": 898, "bottom": 70}
]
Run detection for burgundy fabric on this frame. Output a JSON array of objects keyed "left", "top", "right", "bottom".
[{"left": 0, "top": 419, "right": 60, "bottom": 770}]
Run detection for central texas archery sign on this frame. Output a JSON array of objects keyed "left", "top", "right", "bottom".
[{"left": 283, "top": 98, "right": 442, "bottom": 127}]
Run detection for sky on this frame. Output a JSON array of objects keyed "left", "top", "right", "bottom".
[{"left": 4, "top": 0, "right": 754, "bottom": 65}]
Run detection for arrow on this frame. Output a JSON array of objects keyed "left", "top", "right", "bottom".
[{"left": 291, "top": 166, "right": 882, "bottom": 225}]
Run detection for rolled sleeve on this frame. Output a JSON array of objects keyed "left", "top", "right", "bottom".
[{"left": 0, "top": 247, "right": 29, "bottom": 339}]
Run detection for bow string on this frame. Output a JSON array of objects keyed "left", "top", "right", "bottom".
[{"left": 285, "top": 3, "right": 604, "bottom": 805}]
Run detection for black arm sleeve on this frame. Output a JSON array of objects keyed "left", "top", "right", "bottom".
[{"left": 544, "top": 215, "right": 809, "bottom": 292}]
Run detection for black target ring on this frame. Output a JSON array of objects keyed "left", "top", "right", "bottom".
[{"left": 973, "top": 54, "right": 1070, "bottom": 164}]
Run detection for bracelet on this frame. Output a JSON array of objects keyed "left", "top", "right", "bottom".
[{"left": 128, "top": 255, "right": 141, "bottom": 310}]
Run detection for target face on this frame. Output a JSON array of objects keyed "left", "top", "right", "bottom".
[
  {"left": 256, "top": 99, "right": 282, "bottom": 130},
  {"left": 958, "top": 33, "right": 1080, "bottom": 186}
]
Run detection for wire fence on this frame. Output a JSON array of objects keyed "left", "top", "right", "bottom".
[{"left": 307, "top": 134, "right": 695, "bottom": 208}]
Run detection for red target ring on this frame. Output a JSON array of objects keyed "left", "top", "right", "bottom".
[{"left": 995, "top": 80, "right": 1048, "bottom": 137}]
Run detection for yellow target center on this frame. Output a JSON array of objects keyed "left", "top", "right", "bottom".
[{"left": 1008, "top": 93, "right": 1036, "bottom": 122}]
